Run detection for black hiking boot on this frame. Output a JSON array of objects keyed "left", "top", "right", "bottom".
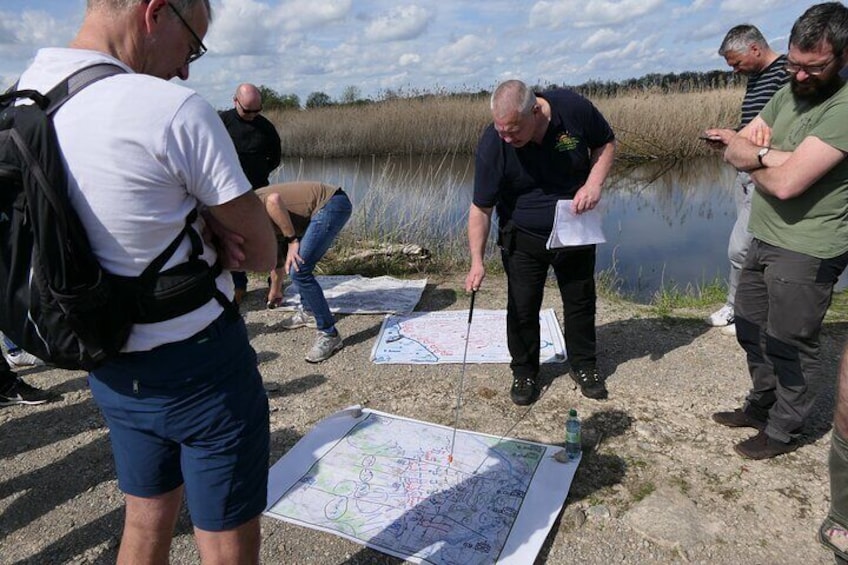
[
  {"left": 510, "top": 375, "right": 539, "bottom": 406},
  {"left": 569, "top": 366, "right": 608, "bottom": 400}
]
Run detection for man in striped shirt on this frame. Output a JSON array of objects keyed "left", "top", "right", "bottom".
[{"left": 703, "top": 25, "right": 788, "bottom": 335}]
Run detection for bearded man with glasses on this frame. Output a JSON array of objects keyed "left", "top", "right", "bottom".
[
  {"left": 219, "top": 83, "right": 282, "bottom": 305},
  {"left": 718, "top": 1, "right": 848, "bottom": 463},
  {"left": 15, "top": 1, "right": 277, "bottom": 563}
]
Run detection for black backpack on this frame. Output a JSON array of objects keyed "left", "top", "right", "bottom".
[{"left": 0, "top": 64, "right": 232, "bottom": 371}]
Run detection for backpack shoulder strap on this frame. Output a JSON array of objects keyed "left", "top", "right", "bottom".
[
  {"left": 138, "top": 209, "right": 202, "bottom": 283},
  {"left": 1, "top": 63, "right": 125, "bottom": 112},
  {"left": 43, "top": 63, "right": 126, "bottom": 115}
]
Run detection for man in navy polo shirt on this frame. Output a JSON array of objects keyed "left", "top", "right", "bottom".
[{"left": 466, "top": 79, "right": 616, "bottom": 405}]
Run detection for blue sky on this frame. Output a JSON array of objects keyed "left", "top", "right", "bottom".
[{"left": 0, "top": 0, "right": 808, "bottom": 109}]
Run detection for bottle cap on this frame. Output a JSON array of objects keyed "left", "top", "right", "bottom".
[{"left": 569, "top": 408, "right": 577, "bottom": 417}]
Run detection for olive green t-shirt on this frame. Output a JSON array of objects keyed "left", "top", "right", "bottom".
[{"left": 751, "top": 82, "right": 848, "bottom": 259}]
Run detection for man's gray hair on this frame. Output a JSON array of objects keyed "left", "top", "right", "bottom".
[
  {"left": 490, "top": 80, "right": 536, "bottom": 118},
  {"left": 790, "top": 2, "right": 848, "bottom": 55},
  {"left": 87, "top": 0, "right": 213, "bottom": 20},
  {"left": 718, "top": 25, "right": 769, "bottom": 56}
]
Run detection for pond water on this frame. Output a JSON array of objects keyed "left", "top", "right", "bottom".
[{"left": 273, "top": 155, "right": 843, "bottom": 303}]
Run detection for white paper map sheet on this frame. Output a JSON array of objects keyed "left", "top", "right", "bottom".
[
  {"left": 370, "top": 308, "right": 567, "bottom": 364},
  {"left": 280, "top": 275, "right": 427, "bottom": 315},
  {"left": 265, "top": 408, "right": 580, "bottom": 565},
  {"left": 546, "top": 199, "right": 606, "bottom": 249}
]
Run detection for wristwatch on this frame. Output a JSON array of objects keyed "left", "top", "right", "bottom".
[{"left": 757, "top": 146, "right": 770, "bottom": 167}]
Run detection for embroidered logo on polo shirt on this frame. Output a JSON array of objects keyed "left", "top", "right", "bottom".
[{"left": 555, "top": 132, "right": 579, "bottom": 151}]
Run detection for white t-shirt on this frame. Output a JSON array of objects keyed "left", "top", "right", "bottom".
[{"left": 16, "top": 48, "right": 251, "bottom": 352}]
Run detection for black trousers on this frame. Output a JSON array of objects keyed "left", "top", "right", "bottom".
[{"left": 500, "top": 225, "right": 597, "bottom": 379}]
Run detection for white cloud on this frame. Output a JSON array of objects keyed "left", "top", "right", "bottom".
[
  {"left": 583, "top": 28, "right": 625, "bottom": 51},
  {"left": 364, "top": 6, "right": 433, "bottom": 42},
  {"left": 529, "top": 0, "right": 664, "bottom": 29},
  {"left": 672, "top": 0, "right": 712, "bottom": 16},
  {"left": 399, "top": 53, "right": 421, "bottom": 66},
  {"left": 719, "top": 0, "right": 795, "bottom": 15},
  {"left": 0, "top": 9, "right": 74, "bottom": 51},
  {"left": 434, "top": 34, "right": 489, "bottom": 62},
  {"left": 274, "top": 0, "right": 352, "bottom": 30},
  {"left": 207, "top": 0, "right": 274, "bottom": 54},
  {"left": 210, "top": 0, "right": 352, "bottom": 53}
]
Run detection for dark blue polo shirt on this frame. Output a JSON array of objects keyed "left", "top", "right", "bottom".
[{"left": 473, "top": 89, "right": 615, "bottom": 237}]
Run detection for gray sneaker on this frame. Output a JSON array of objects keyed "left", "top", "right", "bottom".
[
  {"left": 277, "top": 308, "right": 318, "bottom": 330},
  {"left": 305, "top": 331, "right": 343, "bottom": 363},
  {"left": 4, "top": 350, "right": 45, "bottom": 369}
]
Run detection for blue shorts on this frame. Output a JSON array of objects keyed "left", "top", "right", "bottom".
[{"left": 88, "top": 312, "right": 269, "bottom": 531}]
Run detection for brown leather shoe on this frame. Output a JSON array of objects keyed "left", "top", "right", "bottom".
[
  {"left": 712, "top": 409, "right": 766, "bottom": 431},
  {"left": 734, "top": 431, "right": 798, "bottom": 460}
]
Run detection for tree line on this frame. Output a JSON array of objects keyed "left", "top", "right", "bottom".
[{"left": 259, "top": 69, "right": 741, "bottom": 110}]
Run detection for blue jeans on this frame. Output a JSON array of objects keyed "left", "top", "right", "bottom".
[{"left": 292, "top": 191, "right": 352, "bottom": 333}]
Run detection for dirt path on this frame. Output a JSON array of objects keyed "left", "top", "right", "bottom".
[{"left": 0, "top": 273, "right": 843, "bottom": 564}]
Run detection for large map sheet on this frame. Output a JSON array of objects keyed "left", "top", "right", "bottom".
[
  {"left": 370, "top": 308, "right": 567, "bottom": 364},
  {"left": 265, "top": 407, "right": 580, "bottom": 564},
  {"left": 279, "top": 275, "right": 427, "bottom": 315}
]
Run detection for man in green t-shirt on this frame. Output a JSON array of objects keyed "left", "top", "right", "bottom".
[{"left": 718, "top": 2, "right": 848, "bottom": 461}]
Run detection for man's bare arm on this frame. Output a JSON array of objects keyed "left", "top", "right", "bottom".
[
  {"left": 572, "top": 140, "right": 616, "bottom": 213},
  {"left": 207, "top": 192, "right": 276, "bottom": 271},
  {"left": 466, "top": 204, "right": 493, "bottom": 292},
  {"left": 262, "top": 192, "right": 295, "bottom": 238},
  {"left": 750, "top": 136, "right": 846, "bottom": 200},
  {"left": 726, "top": 116, "right": 845, "bottom": 200}
]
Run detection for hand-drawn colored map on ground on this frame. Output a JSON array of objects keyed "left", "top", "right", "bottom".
[
  {"left": 370, "top": 309, "right": 567, "bottom": 364},
  {"left": 265, "top": 408, "right": 580, "bottom": 565}
]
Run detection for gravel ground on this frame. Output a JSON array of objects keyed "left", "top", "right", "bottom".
[{"left": 0, "top": 273, "right": 844, "bottom": 564}]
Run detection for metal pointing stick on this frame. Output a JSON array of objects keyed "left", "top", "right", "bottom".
[{"left": 448, "top": 289, "right": 476, "bottom": 465}]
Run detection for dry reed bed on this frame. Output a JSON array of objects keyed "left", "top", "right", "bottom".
[
  {"left": 270, "top": 87, "right": 745, "bottom": 161},
  {"left": 271, "top": 95, "right": 489, "bottom": 157}
]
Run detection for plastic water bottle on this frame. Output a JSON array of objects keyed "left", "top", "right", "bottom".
[{"left": 565, "top": 409, "right": 582, "bottom": 461}]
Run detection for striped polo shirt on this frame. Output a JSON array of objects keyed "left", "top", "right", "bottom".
[{"left": 739, "top": 54, "right": 789, "bottom": 127}]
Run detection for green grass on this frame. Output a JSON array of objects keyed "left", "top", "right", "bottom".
[
  {"left": 827, "top": 289, "right": 848, "bottom": 323},
  {"left": 632, "top": 481, "right": 656, "bottom": 502},
  {"left": 650, "top": 276, "right": 727, "bottom": 316}
]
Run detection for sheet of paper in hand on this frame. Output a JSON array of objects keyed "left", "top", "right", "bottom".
[{"left": 546, "top": 199, "right": 606, "bottom": 249}]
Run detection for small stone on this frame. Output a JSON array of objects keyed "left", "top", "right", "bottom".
[
  {"left": 586, "top": 505, "right": 611, "bottom": 520},
  {"left": 562, "top": 506, "right": 586, "bottom": 529}
]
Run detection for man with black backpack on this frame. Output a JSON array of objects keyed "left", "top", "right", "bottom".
[{"left": 15, "top": 1, "right": 275, "bottom": 563}]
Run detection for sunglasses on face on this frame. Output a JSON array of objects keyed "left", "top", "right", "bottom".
[{"left": 236, "top": 99, "right": 262, "bottom": 114}]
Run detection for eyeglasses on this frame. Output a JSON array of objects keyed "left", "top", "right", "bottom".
[
  {"left": 236, "top": 99, "right": 262, "bottom": 115},
  {"left": 785, "top": 55, "right": 835, "bottom": 76},
  {"left": 167, "top": 2, "right": 207, "bottom": 64}
]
